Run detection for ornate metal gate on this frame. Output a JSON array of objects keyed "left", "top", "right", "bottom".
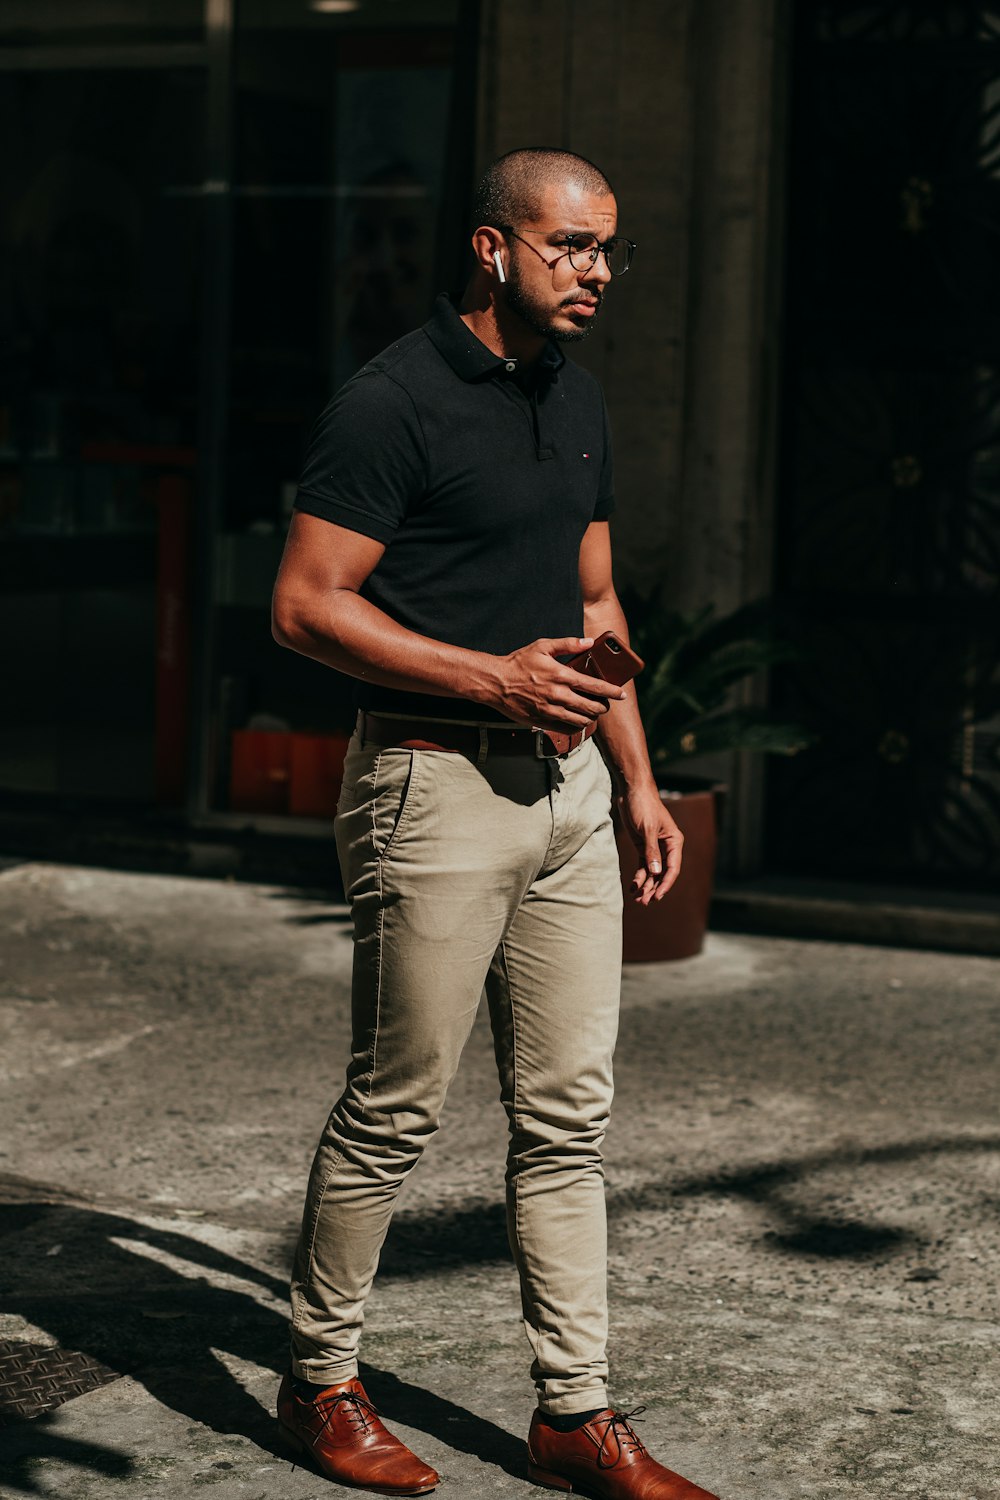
[{"left": 769, "top": 2, "right": 1000, "bottom": 883}]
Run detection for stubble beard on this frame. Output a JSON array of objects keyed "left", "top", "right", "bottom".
[{"left": 503, "top": 260, "right": 602, "bottom": 343}]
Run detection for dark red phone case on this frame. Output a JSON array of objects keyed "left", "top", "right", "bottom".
[{"left": 566, "top": 629, "right": 644, "bottom": 686}]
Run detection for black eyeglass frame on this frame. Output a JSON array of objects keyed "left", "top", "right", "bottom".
[{"left": 493, "top": 224, "right": 636, "bottom": 277}]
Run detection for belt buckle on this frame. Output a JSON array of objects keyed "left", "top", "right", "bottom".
[{"left": 534, "top": 730, "right": 559, "bottom": 760}]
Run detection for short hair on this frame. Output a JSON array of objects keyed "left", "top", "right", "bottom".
[{"left": 470, "top": 148, "right": 614, "bottom": 230}]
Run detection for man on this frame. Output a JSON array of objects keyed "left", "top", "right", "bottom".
[{"left": 271, "top": 148, "right": 719, "bottom": 1500}]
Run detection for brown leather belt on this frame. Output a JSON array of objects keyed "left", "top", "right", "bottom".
[{"left": 357, "top": 712, "right": 596, "bottom": 761}]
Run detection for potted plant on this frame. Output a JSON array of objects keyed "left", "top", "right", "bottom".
[{"left": 615, "top": 594, "right": 813, "bottom": 961}]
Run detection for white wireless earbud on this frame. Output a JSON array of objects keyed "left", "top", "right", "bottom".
[{"left": 493, "top": 250, "right": 506, "bottom": 284}]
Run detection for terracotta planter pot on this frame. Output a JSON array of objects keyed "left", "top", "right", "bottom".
[
  {"left": 289, "top": 732, "right": 351, "bottom": 817},
  {"left": 615, "top": 785, "right": 720, "bottom": 962},
  {"left": 229, "top": 730, "right": 292, "bottom": 814},
  {"left": 229, "top": 730, "right": 351, "bottom": 817}
]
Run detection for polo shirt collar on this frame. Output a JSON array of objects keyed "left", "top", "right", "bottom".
[{"left": 425, "top": 293, "right": 565, "bottom": 383}]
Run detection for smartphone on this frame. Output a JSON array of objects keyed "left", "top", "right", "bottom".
[{"left": 566, "top": 629, "right": 644, "bottom": 687}]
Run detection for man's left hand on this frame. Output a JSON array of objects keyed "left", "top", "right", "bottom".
[{"left": 617, "top": 784, "right": 684, "bottom": 905}]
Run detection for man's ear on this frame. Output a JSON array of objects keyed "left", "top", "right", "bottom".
[{"left": 471, "top": 224, "right": 506, "bottom": 278}]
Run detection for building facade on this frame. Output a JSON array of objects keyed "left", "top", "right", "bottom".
[{"left": 2, "top": 0, "right": 998, "bottom": 888}]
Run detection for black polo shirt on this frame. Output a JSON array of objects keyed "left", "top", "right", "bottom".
[{"left": 294, "top": 293, "right": 615, "bottom": 721}]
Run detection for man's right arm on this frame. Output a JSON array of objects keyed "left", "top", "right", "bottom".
[{"left": 271, "top": 513, "right": 625, "bottom": 733}]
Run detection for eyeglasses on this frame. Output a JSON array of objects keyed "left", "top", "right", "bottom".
[{"left": 495, "top": 225, "right": 636, "bottom": 277}]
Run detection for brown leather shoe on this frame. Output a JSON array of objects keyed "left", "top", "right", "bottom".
[
  {"left": 527, "top": 1406, "right": 720, "bottom": 1499},
  {"left": 277, "top": 1371, "right": 439, "bottom": 1494}
]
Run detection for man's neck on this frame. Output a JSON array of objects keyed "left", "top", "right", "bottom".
[{"left": 458, "top": 283, "right": 547, "bottom": 366}]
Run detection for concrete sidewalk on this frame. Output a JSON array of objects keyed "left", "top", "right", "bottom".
[{"left": 0, "top": 859, "right": 997, "bottom": 1499}]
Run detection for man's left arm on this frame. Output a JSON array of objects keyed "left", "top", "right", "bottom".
[{"left": 578, "top": 520, "right": 683, "bottom": 905}]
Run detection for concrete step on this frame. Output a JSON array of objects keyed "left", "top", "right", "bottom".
[{"left": 713, "top": 877, "right": 1000, "bottom": 955}]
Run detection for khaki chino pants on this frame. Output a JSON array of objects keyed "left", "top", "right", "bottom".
[{"left": 289, "top": 724, "right": 623, "bottom": 1414}]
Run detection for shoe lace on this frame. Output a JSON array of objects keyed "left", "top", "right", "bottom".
[
  {"left": 312, "top": 1388, "right": 380, "bottom": 1438},
  {"left": 594, "top": 1406, "right": 647, "bottom": 1468}
]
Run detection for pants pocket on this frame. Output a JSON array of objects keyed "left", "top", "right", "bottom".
[{"left": 371, "top": 750, "right": 421, "bottom": 858}]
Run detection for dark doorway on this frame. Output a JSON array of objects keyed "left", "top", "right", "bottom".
[{"left": 769, "top": 3, "right": 1000, "bottom": 885}]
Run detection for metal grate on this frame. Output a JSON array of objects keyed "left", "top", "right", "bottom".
[{"left": 0, "top": 1340, "right": 121, "bottom": 1426}]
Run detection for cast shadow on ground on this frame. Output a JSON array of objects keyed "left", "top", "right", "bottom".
[
  {"left": 329, "top": 1131, "right": 1000, "bottom": 1274},
  {"left": 0, "top": 1192, "right": 525, "bottom": 1496},
  {"left": 618, "top": 1131, "right": 1000, "bottom": 1260},
  {"left": 4, "top": 1133, "right": 998, "bottom": 1490},
  {"left": 0, "top": 1426, "right": 135, "bottom": 1498}
]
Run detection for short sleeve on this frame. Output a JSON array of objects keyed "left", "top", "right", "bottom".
[
  {"left": 592, "top": 394, "right": 615, "bottom": 521},
  {"left": 294, "top": 372, "right": 427, "bottom": 544}
]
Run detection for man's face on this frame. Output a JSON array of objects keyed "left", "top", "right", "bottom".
[{"left": 502, "top": 181, "right": 618, "bottom": 343}]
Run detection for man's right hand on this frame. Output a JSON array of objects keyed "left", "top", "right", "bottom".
[{"left": 489, "top": 636, "right": 627, "bottom": 732}]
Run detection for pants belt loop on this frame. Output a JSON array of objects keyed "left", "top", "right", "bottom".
[{"left": 476, "top": 726, "right": 489, "bottom": 769}]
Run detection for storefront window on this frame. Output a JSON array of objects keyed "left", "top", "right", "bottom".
[
  {"left": 0, "top": 0, "right": 469, "bottom": 823},
  {"left": 0, "top": 62, "right": 204, "bottom": 800}
]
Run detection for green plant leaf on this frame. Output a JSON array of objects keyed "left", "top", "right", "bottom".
[
  {"left": 649, "top": 709, "right": 816, "bottom": 767},
  {"left": 617, "top": 592, "right": 815, "bottom": 769}
]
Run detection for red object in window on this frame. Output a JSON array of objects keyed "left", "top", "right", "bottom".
[
  {"left": 289, "top": 733, "right": 350, "bottom": 818},
  {"left": 229, "top": 731, "right": 292, "bottom": 814}
]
